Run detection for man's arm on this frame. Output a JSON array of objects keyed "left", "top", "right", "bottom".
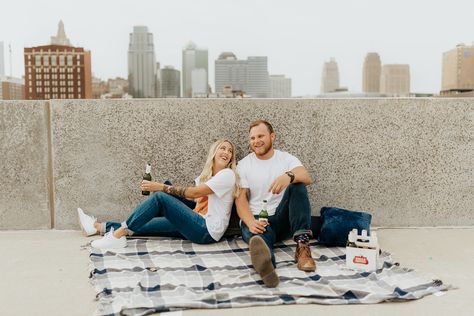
[
  {"left": 235, "top": 188, "right": 267, "bottom": 234},
  {"left": 268, "top": 166, "right": 313, "bottom": 194}
]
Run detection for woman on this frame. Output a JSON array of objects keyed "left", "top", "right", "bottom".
[{"left": 78, "top": 139, "right": 239, "bottom": 249}]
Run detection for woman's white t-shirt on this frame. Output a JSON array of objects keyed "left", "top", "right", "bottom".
[{"left": 195, "top": 168, "right": 236, "bottom": 241}]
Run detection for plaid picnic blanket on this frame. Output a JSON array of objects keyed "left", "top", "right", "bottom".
[{"left": 89, "top": 237, "right": 449, "bottom": 316}]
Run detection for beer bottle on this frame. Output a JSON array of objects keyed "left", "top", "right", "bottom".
[
  {"left": 142, "top": 163, "right": 152, "bottom": 196},
  {"left": 258, "top": 199, "right": 269, "bottom": 225}
]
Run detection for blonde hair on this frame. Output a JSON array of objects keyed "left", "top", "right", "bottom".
[{"left": 198, "top": 139, "right": 240, "bottom": 198}]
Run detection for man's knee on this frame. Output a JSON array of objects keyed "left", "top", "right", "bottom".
[{"left": 288, "top": 183, "right": 308, "bottom": 196}]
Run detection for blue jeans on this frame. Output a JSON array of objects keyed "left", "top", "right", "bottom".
[
  {"left": 104, "top": 192, "right": 215, "bottom": 244},
  {"left": 240, "top": 183, "right": 313, "bottom": 266}
]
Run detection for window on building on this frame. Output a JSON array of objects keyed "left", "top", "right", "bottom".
[
  {"left": 36, "top": 74, "right": 42, "bottom": 80},
  {"left": 51, "top": 56, "right": 57, "bottom": 66},
  {"left": 29, "top": 87, "right": 32, "bottom": 93},
  {"left": 45, "top": 87, "right": 50, "bottom": 92},
  {"left": 45, "top": 94, "right": 50, "bottom": 99},
  {"left": 35, "top": 55, "right": 41, "bottom": 66},
  {"left": 44, "top": 74, "right": 49, "bottom": 80},
  {"left": 67, "top": 55, "right": 73, "bottom": 66},
  {"left": 68, "top": 81, "right": 73, "bottom": 86},
  {"left": 43, "top": 56, "right": 49, "bottom": 66},
  {"left": 59, "top": 55, "right": 65, "bottom": 66},
  {"left": 52, "top": 94, "right": 58, "bottom": 99},
  {"left": 60, "top": 94, "right": 66, "bottom": 99}
]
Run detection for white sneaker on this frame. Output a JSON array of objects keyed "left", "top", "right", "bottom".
[
  {"left": 91, "top": 228, "right": 127, "bottom": 249},
  {"left": 77, "top": 208, "right": 98, "bottom": 236}
]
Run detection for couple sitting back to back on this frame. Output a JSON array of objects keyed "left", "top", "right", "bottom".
[{"left": 78, "top": 120, "right": 315, "bottom": 287}]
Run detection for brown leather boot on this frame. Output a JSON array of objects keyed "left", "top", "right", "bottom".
[{"left": 295, "top": 242, "right": 316, "bottom": 272}]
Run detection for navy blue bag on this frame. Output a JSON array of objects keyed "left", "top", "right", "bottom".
[{"left": 317, "top": 207, "right": 372, "bottom": 247}]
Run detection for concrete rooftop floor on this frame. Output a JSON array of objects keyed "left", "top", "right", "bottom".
[{"left": 1, "top": 228, "right": 473, "bottom": 316}]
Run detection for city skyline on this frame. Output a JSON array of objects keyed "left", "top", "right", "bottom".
[{"left": 1, "top": 0, "right": 474, "bottom": 95}]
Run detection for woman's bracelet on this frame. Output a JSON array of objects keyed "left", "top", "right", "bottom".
[{"left": 163, "top": 185, "right": 187, "bottom": 198}]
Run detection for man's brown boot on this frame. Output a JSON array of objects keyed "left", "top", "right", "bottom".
[
  {"left": 249, "top": 236, "right": 279, "bottom": 287},
  {"left": 295, "top": 242, "right": 316, "bottom": 272}
]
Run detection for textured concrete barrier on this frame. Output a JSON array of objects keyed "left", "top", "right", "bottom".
[
  {"left": 0, "top": 101, "right": 52, "bottom": 229},
  {"left": 1, "top": 98, "right": 473, "bottom": 229}
]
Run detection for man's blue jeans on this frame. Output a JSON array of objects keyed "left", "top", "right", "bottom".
[
  {"left": 104, "top": 192, "right": 215, "bottom": 244},
  {"left": 240, "top": 183, "right": 313, "bottom": 266}
]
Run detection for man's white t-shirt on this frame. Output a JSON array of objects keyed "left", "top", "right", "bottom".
[
  {"left": 195, "top": 168, "right": 236, "bottom": 241},
  {"left": 237, "top": 150, "right": 302, "bottom": 216}
]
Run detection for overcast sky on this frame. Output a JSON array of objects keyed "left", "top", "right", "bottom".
[{"left": 1, "top": 0, "right": 473, "bottom": 95}]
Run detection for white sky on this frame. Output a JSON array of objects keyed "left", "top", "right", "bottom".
[{"left": 1, "top": 0, "right": 473, "bottom": 95}]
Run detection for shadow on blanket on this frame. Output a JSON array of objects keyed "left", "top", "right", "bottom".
[{"left": 89, "top": 237, "right": 450, "bottom": 316}]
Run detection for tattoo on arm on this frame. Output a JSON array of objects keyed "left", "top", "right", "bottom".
[{"left": 163, "top": 185, "right": 187, "bottom": 198}]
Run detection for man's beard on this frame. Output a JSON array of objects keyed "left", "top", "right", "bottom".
[{"left": 253, "top": 140, "right": 273, "bottom": 156}]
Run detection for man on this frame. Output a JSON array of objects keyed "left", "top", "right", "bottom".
[{"left": 236, "top": 120, "right": 316, "bottom": 288}]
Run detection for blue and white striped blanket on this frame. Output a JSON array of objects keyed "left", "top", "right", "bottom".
[{"left": 89, "top": 237, "right": 449, "bottom": 316}]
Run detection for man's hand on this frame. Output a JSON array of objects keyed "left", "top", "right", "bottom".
[
  {"left": 141, "top": 180, "right": 163, "bottom": 192},
  {"left": 246, "top": 219, "right": 268, "bottom": 234},
  {"left": 268, "top": 174, "right": 291, "bottom": 194}
]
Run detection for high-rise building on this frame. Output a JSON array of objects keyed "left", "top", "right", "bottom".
[
  {"left": 0, "top": 41, "right": 4, "bottom": 77},
  {"left": 380, "top": 64, "right": 410, "bottom": 96},
  {"left": 128, "top": 26, "right": 157, "bottom": 98},
  {"left": 160, "top": 66, "right": 180, "bottom": 97},
  {"left": 441, "top": 43, "right": 474, "bottom": 94},
  {"left": 24, "top": 21, "right": 92, "bottom": 100},
  {"left": 191, "top": 68, "right": 208, "bottom": 96},
  {"left": 0, "top": 76, "right": 24, "bottom": 100},
  {"left": 320, "top": 58, "right": 340, "bottom": 93},
  {"left": 362, "top": 52, "right": 381, "bottom": 93},
  {"left": 270, "top": 75, "right": 292, "bottom": 97},
  {"left": 182, "top": 42, "right": 208, "bottom": 97},
  {"left": 215, "top": 52, "right": 270, "bottom": 98}
]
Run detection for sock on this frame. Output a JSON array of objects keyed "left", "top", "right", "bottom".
[{"left": 294, "top": 233, "right": 310, "bottom": 244}]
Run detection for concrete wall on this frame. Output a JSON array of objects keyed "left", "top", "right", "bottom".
[
  {"left": 0, "top": 101, "right": 52, "bottom": 229},
  {"left": 1, "top": 98, "right": 473, "bottom": 229}
]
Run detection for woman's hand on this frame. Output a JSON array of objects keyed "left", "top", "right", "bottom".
[{"left": 141, "top": 180, "right": 164, "bottom": 192}]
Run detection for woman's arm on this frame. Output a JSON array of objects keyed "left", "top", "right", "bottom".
[{"left": 141, "top": 180, "right": 213, "bottom": 199}]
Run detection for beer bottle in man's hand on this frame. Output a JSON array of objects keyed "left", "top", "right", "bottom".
[
  {"left": 258, "top": 200, "right": 269, "bottom": 226},
  {"left": 142, "top": 163, "right": 152, "bottom": 195}
]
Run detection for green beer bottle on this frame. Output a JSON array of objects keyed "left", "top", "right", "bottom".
[
  {"left": 142, "top": 163, "right": 152, "bottom": 196},
  {"left": 258, "top": 199, "right": 269, "bottom": 225}
]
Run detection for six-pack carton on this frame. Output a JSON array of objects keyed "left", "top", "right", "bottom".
[{"left": 345, "top": 229, "right": 379, "bottom": 271}]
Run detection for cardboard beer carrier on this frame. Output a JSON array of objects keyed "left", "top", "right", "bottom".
[{"left": 345, "top": 229, "right": 379, "bottom": 271}]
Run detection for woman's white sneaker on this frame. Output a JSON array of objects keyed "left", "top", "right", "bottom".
[
  {"left": 77, "top": 208, "right": 98, "bottom": 236},
  {"left": 91, "top": 228, "right": 127, "bottom": 249}
]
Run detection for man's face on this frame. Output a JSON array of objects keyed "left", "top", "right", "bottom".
[{"left": 249, "top": 123, "right": 275, "bottom": 157}]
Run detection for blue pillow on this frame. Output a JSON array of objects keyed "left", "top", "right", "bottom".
[{"left": 318, "top": 207, "right": 372, "bottom": 247}]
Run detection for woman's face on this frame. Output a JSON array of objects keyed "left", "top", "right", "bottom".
[{"left": 213, "top": 141, "right": 233, "bottom": 169}]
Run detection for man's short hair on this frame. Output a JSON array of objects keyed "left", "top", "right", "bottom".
[{"left": 249, "top": 120, "right": 274, "bottom": 134}]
